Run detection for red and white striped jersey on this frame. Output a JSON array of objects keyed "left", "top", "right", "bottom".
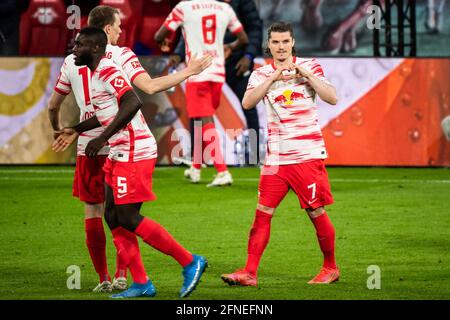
[
  {"left": 54, "top": 44, "right": 146, "bottom": 156},
  {"left": 90, "top": 57, "right": 157, "bottom": 162},
  {"left": 55, "top": 54, "right": 109, "bottom": 156},
  {"left": 105, "top": 44, "right": 146, "bottom": 83},
  {"left": 247, "top": 57, "right": 330, "bottom": 165},
  {"left": 163, "top": 0, "right": 243, "bottom": 83}
]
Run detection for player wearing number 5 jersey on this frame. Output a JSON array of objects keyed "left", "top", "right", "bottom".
[
  {"left": 155, "top": 0, "right": 248, "bottom": 187},
  {"left": 221, "top": 22, "right": 340, "bottom": 287},
  {"left": 48, "top": 5, "right": 211, "bottom": 293},
  {"left": 55, "top": 27, "right": 208, "bottom": 299}
]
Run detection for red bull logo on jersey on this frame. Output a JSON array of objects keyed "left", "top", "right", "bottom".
[{"left": 273, "top": 89, "right": 305, "bottom": 106}]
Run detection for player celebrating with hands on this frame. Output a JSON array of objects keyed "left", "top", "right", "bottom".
[{"left": 221, "top": 22, "right": 339, "bottom": 287}]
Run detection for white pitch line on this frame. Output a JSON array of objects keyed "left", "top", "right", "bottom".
[
  {"left": 0, "top": 167, "right": 180, "bottom": 174},
  {"left": 238, "top": 178, "right": 450, "bottom": 184},
  {"left": 0, "top": 177, "right": 72, "bottom": 181},
  {"left": 0, "top": 169, "right": 74, "bottom": 173},
  {"left": 0, "top": 177, "right": 449, "bottom": 184}
]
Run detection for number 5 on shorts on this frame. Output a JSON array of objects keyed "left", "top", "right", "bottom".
[{"left": 118, "top": 177, "right": 127, "bottom": 195}]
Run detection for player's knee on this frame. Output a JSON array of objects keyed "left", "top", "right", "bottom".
[
  {"left": 306, "top": 206, "right": 325, "bottom": 218},
  {"left": 84, "top": 202, "right": 104, "bottom": 219},
  {"left": 116, "top": 209, "right": 142, "bottom": 232},
  {"left": 257, "top": 203, "right": 275, "bottom": 215}
]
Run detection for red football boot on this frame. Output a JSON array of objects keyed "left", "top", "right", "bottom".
[
  {"left": 308, "top": 267, "right": 340, "bottom": 284},
  {"left": 221, "top": 269, "right": 257, "bottom": 287}
]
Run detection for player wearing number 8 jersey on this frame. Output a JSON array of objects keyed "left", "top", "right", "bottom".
[
  {"left": 155, "top": 0, "right": 248, "bottom": 187},
  {"left": 221, "top": 22, "right": 340, "bottom": 287},
  {"left": 48, "top": 5, "right": 212, "bottom": 294}
]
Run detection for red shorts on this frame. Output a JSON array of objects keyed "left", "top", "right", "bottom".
[
  {"left": 103, "top": 158, "right": 157, "bottom": 205},
  {"left": 73, "top": 155, "right": 107, "bottom": 204},
  {"left": 258, "top": 160, "right": 334, "bottom": 210},
  {"left": 185, "top": 81, "right": 223, "bottom": 118}
]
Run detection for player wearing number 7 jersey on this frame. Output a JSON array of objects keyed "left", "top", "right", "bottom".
[
  {"left": 155, "top": 0, "right": 248, "bottom": 187},
  {"left": 48, "top": 5, "right": 211, "bottom": 294},
  {"left": 221, "top": 22, "right": 340, "bottom": 287}
]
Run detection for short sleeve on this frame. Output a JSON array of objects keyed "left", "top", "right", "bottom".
[
  {"left": 100, "top": 66, "right": 133, "bottom": 101},
  {"left": 118, "top": 47, "right": 146, "bottom": 83},
  {"left": 163, "top": 3, "right": 185, "bottom": 31},
  {"left": 303, "top": 59, "right": 330, "bottom": 84},
  {"left": 226, "top": 4, "right": 243, "bottom": 34},
  {"left": 54, "top": 58, "right": 72, "bottom": 95},
  {"left": 247, "top": 69, "right": 266, "bottom": 90}
]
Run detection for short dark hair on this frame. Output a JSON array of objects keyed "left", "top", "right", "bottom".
[
  {"left": 78, "top": 27, "right": 108, "bottom": 52},
  {"left": 264, "top": 22, "right": 296, "bottom": 56},
  {"left": 88, "top": 5, "right": 119, "bottom": 29}
]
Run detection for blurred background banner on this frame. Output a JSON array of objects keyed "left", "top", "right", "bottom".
[
  {"left": 1, "top": 56, "right": 449, "bottom": 166},
  {"left": 256, "top": 0, "right": 449, "bottom": 57},
  {"left": 0, "top": 57, "right": 77, "bottom": 164},
  {"left": 3, "top": 0, "right": 448, "bottom": 57},
  {"left": 1, "top": 0, "right": 447, "bottom": 57}
]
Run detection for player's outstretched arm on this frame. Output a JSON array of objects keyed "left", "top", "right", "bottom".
[
  {"left": 47, "top": 91, "right": 66, "bottom": 139},
  {"left": 85, "top": 90, "right": 142, "bottom": 157},
  {"left": 133, "top": 54, "right": 212, "bottom": 95}
]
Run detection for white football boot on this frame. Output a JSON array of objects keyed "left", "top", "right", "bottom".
[
  {"left": 92, "top": 280, "right": 112, "bottom": 293},
  {"left": 184, "top": 167, "right": 201, "bottom": 183},
  {"left": 207, "top": 171, "right": 233, "bottom": 187},
  {"left": 112, "top": 277, "right": 128, "bottom": 291}
]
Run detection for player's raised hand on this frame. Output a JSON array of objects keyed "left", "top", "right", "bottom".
[
  {"left": 291, "top": 63, "right": 313, "bottom": 79},
  {"left": 85, "top": 136, "right": 107, "bottom": 158},
  {"left": 270, "top": 66, "right": 294, "bottom": 82},
  {"left": 187, "top": 53, "right": 213, "bottom": 75},
  {"left": 52, "top": 128, "right": 78, "bottom": 152}
]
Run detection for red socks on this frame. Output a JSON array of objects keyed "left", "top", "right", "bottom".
[
  {"left": 245, "top": 210, "right": 273, "bottom": 276},
  {"left": 112, "top": 227, "right": 148, "bottom": 284},
  {"left": 135, "top": 217, "right": 193, "bottom": 268},
  {"left": 193, "top": 122, "right": 227, "bottom": 172},
  {"left": 310, "top": 212, "right": 336, "bottom": 269},
  {"left": 85, "top": 218, "right": 110, "bottom": 282}
]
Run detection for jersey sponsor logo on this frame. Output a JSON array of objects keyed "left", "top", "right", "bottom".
[
  {"left": 131, "top": 61, "right": 141, "bottom": 69},
  {"left": 273, "top": 89, "right": 305, "bottom": 106},
  {"left": 113, "top": 78, "right": 125, "bottom": 88}
]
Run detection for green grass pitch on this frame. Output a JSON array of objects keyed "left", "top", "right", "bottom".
[{"left": 0, "top": 166, "right": 449, "bottom": 300}]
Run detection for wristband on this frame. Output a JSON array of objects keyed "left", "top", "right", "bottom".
[{"left": 244, "top": 53, "right": 254, "bottom": 61}]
